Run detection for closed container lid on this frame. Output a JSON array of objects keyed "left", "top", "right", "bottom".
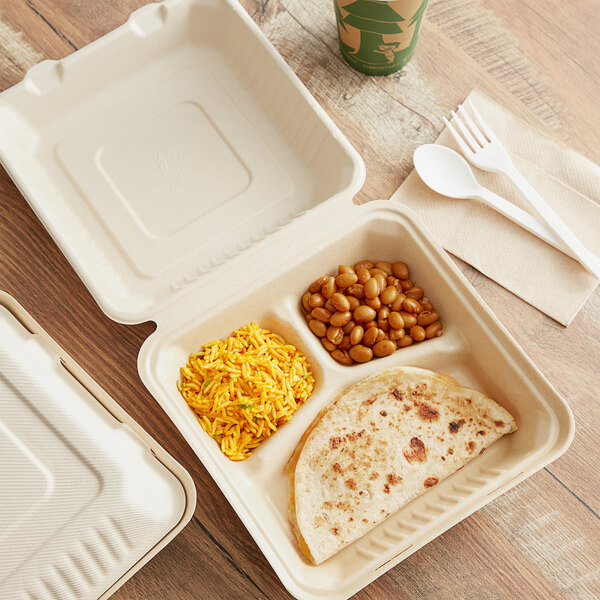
[{"left": 0, "top": 297, "right": 195, "bottom": 599}]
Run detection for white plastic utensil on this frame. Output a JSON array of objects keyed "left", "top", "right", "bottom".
[
  {"left": 413, "top": 144, "right": 600, "bottom": 273},
  {"left": 443, "top": 99, "right": 600, "bottom": 279}
]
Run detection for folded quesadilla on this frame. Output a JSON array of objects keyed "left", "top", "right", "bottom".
[{"left": 287, "top": 366, "right": 517, "bottom": 564}]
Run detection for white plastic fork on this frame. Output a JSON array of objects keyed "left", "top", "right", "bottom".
[{"left": 443, "top": 99, "right": 600, "bottom": 280}]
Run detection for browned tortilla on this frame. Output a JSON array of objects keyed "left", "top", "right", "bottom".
[{"left": 286, "top": 367, "right": 517, "bottom": 564}]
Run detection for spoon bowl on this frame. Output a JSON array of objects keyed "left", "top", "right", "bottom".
[{"left": 413, "top": 144, "right": 481, "bottom": 199}]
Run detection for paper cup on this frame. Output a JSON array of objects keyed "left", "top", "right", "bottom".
[{"left": 334, "top": 0, "right": 429, "bottom": 75}]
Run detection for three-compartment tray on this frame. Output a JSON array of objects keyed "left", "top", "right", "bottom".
[{"left": 0, "top": 0, "right": 574, "bottom": 598}]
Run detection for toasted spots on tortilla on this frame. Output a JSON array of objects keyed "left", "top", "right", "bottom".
[
  {"left": 417, "top": 403, "right": 439, "bottom": 421},
  {"left": 330, "top": 436, "right": 342, "bottom": 449},
  {"left": 467, "top": 441, "right": 476, "bottom": 453},
  {"left": 403, "top": 436, "right": 427, "bottom": 463},
  {"left": 477, "top": 430, "right": 486, "bottom": 435},
  {"left": 494, "top": 420, "right": 505, "bottom": 427},
  {"left": 288, "top": 366, "right": 517, "bottom": 565},
  {"left": 449, "top": 419, "right": 466, "bottom": 433},
  {"left": 331, "top": 527, "right": 339, "bottom": 536}
]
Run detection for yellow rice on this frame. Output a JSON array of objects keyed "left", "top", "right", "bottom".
[{"left": 178, "top": 322, "right": 315, "bottom": 461}]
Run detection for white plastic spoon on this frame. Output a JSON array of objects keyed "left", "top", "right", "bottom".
[{"left": 413, "top": 144, "right": 600, "bottom": 275}]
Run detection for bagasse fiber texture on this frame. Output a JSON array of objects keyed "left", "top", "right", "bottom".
[{"left": 178, "top": 322, "right": 315, "bottom": 461}]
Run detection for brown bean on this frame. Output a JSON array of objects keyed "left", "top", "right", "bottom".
[
  {"left": 324, "top": 300, "right": 337, "bottom": 313},
  {"left": 310, "top": 276, "right": 327, "bottom": 293},
  {"left": 417, "top": 311, "right": 439, "bottom": 327},
  {"left": 301, "top": 291, "right": 311, "bottom": 312},
  {"left": 365, "top": 296, "right": 382, "bottom": 310},
  {"left": 405, "top": 286, "right": 424, "bottom": 301},
  {"left": 331, "top": 292, "right": 351, "bottom": 312},
  {"left": 425, "top": 321, "right": 443, "bottom": 339},
  {"left": 362, "top": 327, "right": 379, "bottom": 347},
  {"left": 410, "top": 325, "right": 426, "bottom": 341},
  {"left": 335, "top": 272, "right": 358, "bottom": 288},
  {"left": 311, "top": 307, "right": 332, "bottom": 322},
  {"left": 378, "top": 317, "right": 389, "bottom": 332},
  {"left": 343, "top": 320, "right": 356, "bottom": 334},
  {"left": 347, "top": 284, "right": 365, "bottom": 299},
  {"left": 342, "top": 321, "right": 356, "bottom": 335},
  {"left": 331, "top": 349, "right": 353, "bottom": 365},
  {"left": 387, "top": 276, "right": 400, "bottom": 288},
  {"left": 364, "top": 320, "right": 377, "bottom": 329},
  {"left": 304, "top": 311, "right": 312, "bottom": 321},
  {"left": 309, "top": 319, "right": 327, "bottom": 337},
  {"left": 376, "top": 329, "right": 387, "bottom": 343},
  {"left": 353, "top": 305, "right": 377, "bottom": 322},
  {"left": 421, "top": 300, "right": 434, "bottom": 312},
  {"left": 373, "top": 340, "right": 396, "bottom": 357},
  {"left": 374, "top": 273, "right": 387, "bottom": 292},
  {"left": 338, "top": 264, "right": 354, "bottom": 275},
  {"left": 369, "top": 268, "right": 387, "bottom": 278},
  {"left": 380, "top": 285, "right": 399, "bottom": 305},
  {"left": 321, "top": 337, "right": 337, "bottom": 352},
  {"left": 400, "top": 278, "right": 413, "bottom": 291},
  {"left": 322, "top": 277, "right": 336, "bottom": 299},
  {"left": 347, "top": 296, "right": 361, "bottom": 311},
  {"left": 378, "top": 307, "right": 390, "bottom": 320},
  {"left": 308, "top": 292, "right": 325, "bottom": 308},
  {"left": 354, "top": 260, "right": 374, "bottom": 271},
  {"left": 330, "top": 311, "right": 352, "bottom": 327},
  {"left": 349, "top": 345, "right": 373, "bottom": 363},
  {"left": 399, "top": 311, "right": 417, "bottom": 328},
  {"left": 375, "top": 262, "right": 393, "bottom": 276},
  {"left": 350, "top": 325, "right": 364, "bottom": 345},
  {"left": 389, "top": 327, "right": 405, "bottom": 341},
  {"left": 339, "top": 335, "right": 352, "bottom": 351},
  {"left": 392, "top": 261, "right": 409, "bottom": 279},
  {"left": 397, "top": 335, "right": 414, "bottom": 348},
  {"left": 356, "top": 266, "right": 371, "bottom": 284},
  {"left": 327, "top": 326, "right": 344, "bottom": 345},
  {"left": 364, "top": 277, "right": 380, "bottom": 299},
  {"left": 388, "top": 311, "right": 405, "bottom": 330},
  {"left": 402, "top": 298, "right": 422, "bottom": 314},
  {"left": 391, "top": 294, "right": 407, "bottom": 312}
]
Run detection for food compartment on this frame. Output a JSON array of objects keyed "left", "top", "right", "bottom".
[
  {"left": 0, "top": 0, "right": 363, "bottom": 324},
  {"left": 139, "top": 203, "right": 573, "bottom": 599}
]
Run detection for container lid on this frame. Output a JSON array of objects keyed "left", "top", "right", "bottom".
[
  {"left": 0, "top": 296, "right": 195, "bottom": 599},
  {"left": 0, "top": 0, "right": 365, "bottom": 325}
]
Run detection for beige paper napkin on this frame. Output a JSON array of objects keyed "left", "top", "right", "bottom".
[{"left": 390, "top": 90, "right": 600, "bottom": 325}]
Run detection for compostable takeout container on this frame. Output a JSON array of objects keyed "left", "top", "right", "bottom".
[
  {"left": 0, "top": 0, "right": 574, "bottom": 598},
  {"left": 0, "top": 292, "right": 196, "bottom": 599}
]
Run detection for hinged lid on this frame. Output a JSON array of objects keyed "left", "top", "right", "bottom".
[
  {"left": 0, "top": 0, "right": 365, "bottom": 325},
  {"left": 0, "top": 292, "right": 196, "bottom": 599}
]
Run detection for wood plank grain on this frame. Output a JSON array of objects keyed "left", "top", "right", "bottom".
[{"left": 0, "top": 0, "right": 598, "bottom": 599}]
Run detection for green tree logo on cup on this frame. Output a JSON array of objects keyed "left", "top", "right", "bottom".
[{"left": 334, "top": 0, "right": 428, "bottom": 75}]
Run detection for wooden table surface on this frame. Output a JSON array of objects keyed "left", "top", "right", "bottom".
[{"left": 1, "top": 0, "right": 599, "bottom": 598}]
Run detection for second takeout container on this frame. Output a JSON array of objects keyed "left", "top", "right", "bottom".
[
  {"left": 0, "top": 0, "right": 574, "bottom": 598},
  {"left": 0, "top": 292, "right": 196, "bottom": 599}
]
